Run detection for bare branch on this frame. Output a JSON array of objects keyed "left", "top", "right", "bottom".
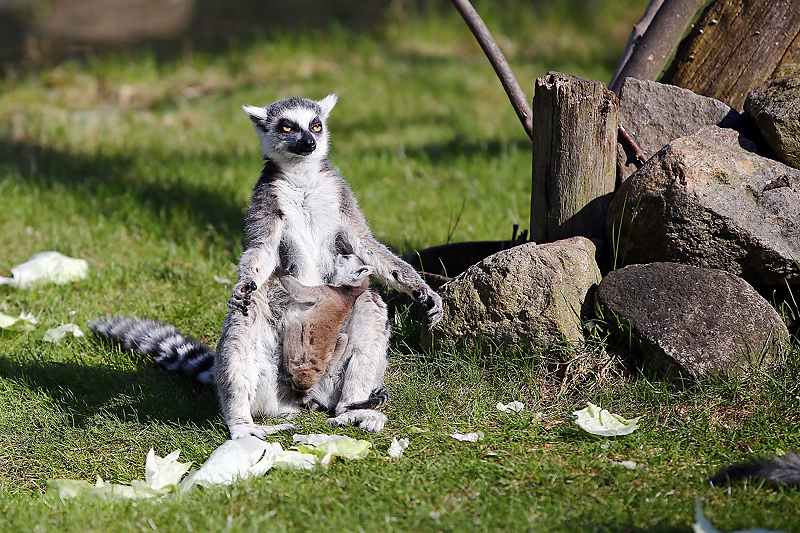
[
  {"left": 609, "top": 0, "right": 711, "bottom": 94},
  {"left": 451, "top": 0, "right": 533, "bottom": 140},
  {"left": 609, "top": 0, "right": 666, "bottom": 90}
]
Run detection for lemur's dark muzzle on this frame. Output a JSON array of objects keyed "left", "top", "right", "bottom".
[{"left": 289, "top": 131, "right": 316, "bottom": 156}]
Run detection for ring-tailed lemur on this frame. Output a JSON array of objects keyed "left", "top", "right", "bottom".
[
  {"left": 280, "top": 254, "right": 375, "bottom": 406},
  {"left": 91, "top": 94, "right": 443, "bottom": 439}
]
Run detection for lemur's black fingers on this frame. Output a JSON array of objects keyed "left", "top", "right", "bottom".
[
  {"left": 227, "top": 297, "right": 250, "bottom": 316},
  {"left": 416, "top": 288, "right": 442, "bottom": 329},
  {"left": 229, "top": 304, "right": 249, "bottom": 316},
  {"left": 227, "top": 279, "right": 258, "bottom": 316},
  {"left": 426, "top": 308, "right": 443, "bottom": 329},
  {"left": 232, "top": 279, "right": 257, "bottom": 299}
]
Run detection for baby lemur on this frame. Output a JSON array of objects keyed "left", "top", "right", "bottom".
[
  {"left": 280, "top": 254, "right": 374, "bottom": 406},
  {"left": 91, "top": 94, "right": 442, "bottom": 439}
]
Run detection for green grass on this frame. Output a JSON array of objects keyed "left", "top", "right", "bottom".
[{"left": 1, "top": 1, "right": 800, "bottom": 531}]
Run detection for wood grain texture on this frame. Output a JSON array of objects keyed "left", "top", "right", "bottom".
[
  {"left": 661, "top": 0, "right": 800, "bottom": 110},
  {"left": 531, "top": 72, "right": 618, "bottom": 244}
]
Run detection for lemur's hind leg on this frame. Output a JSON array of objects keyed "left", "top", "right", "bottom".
[
  {"left": 326, "top": 290, "right": 390, "bottom": 433},
  {"left": 216, "top": 290, "right": 298, "bottom": 440}
]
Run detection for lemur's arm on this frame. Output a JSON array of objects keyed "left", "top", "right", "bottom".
[
  {"left": 228, "top": 243, "right": 281, "bottom": 315},
  {"left": 228, "top": 191, "right": 284, "bottom": 316},
  {"left": 341, "top": 217, "right": 442, "bottom": 328}
]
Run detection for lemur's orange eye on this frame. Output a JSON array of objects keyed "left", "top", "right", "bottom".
[
  {"left": 282, "top": 126, "right": 292, "bottom": 132},
  {"left": 311, "top": 125, "right": 322, "bottom": 133}
]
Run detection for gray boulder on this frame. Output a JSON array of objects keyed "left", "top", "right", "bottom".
[
  {"left": 421, "top": 237, "right": 601, "bottom": 354},
  {"left": 595, "top": 262, "right": 789, "bottom": 381},
  {"left": 607, "top": 126, "right": 800, "bottom": 285},
  {"left": 617, "top": 78, "right": 749, "bottom": 180},
  {"left": 744, "top": 65, "right": 800, "bottom": 170}
]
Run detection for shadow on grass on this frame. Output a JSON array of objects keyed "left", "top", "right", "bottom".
[
  {"left": 0, "top": 354, "right": 219, "bottom": 427},
  {"left": 2, "top": 133, "right": 529, "bottom": 277},
  {"left": 1, "top": 137, "right": 484, "bottom": 254},
  {"left": 1, "top": 140, "right": 248, "bottom": 244},
  {"left": 333, "top": 118, "right": 532, "bottom": 166},
  {"left": 403, "top": 137, "right": 531, "bottom": 165}
]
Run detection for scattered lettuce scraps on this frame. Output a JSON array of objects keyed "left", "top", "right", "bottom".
[
  {"left": 573, "top": 402, "right": 640, "bottom": 437},
  {"left": 293, "top": 433, "right": 347, "bottom": 446},
  {"left": 48, "top": 449, "right": 192, "bottom": 501},
  {"left": 273, "top": 449, "right": 319, "bottom": 470},
  {"left": 182, "top": 437, "right": 281, "bottom": 489},
  {"left": 497, "top": 401, "right": 525, "bottom": 413},
  {"left": 450, "top": 431, "right": 484, "bottom": 442},
  {"left": 145, "top": 449, "right": 193, "bottom": 490},
  {"left": 388, "top": 437, "right": 410, "bottom": 458},
  {"left": 0, "top": 251, "right": 89, "bottom": 289},
  {"left": 43, "top": 324, "right": 84, "bottom": 342},
  {"left": 297, "top": 436, "right": 372, "bottom": 466},
  {"left": 0, "top": 312, "right": 37, "bottom": 332},
  {"left": 48, "top": 434, "right": 373, "bottom": 500},
  {"left": 48, "top": 476, "right": 176, "bottom": 501}
]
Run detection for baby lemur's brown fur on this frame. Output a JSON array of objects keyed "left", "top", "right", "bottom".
[{"left": 279, "top": 255, "right": 373, "bottom": 403}]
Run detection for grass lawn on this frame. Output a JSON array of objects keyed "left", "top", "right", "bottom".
[{"left": 1, "top": 1, "right": 799, "bottom": 531}]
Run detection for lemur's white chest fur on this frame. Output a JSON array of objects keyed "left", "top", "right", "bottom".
[{"left": 275, "top": 166, "right": 342, "bottom": 286}]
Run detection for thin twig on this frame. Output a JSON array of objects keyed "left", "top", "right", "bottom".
[
  {"left": 618, "top": 124, "right": 646, "bottom": 164},
  {"left": 451, "top": 0, "right": 533, "bottom": 140}
]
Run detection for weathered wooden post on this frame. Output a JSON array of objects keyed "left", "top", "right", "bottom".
[
  {"left": 660, "top": 0, "right": 800, "bottom": 111},
  {"left": 530, "top": 72, "right": 618, "bottom": 244}
]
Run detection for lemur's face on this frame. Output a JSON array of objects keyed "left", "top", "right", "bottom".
[{"left": 243, "top": 94, "right": 338, "bottom": 162}]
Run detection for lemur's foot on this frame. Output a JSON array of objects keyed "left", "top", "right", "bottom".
[
  {"left": 345, "top": 388, "right": 390, "bottom": 411},
  {"left": 227, "top": 280, "right": 258, "bottom": 316},
  {"left": 229, "top": 422, "right": 295, "bottom": 440},
  {"left": 327, "top": 409, "right": 387, "bottom": 433}
]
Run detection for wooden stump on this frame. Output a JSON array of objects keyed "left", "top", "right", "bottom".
[
  {"left": 530, "top": 72, "right": 618, "bottom": 244},
  {"left": 661, "top": 0, "right": 800, "bottom": 111}
]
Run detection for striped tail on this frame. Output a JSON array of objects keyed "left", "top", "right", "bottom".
[
  {"left": 710, "top": 452, "right": 800, "bottom": 486},
  {"left": 89, "top": 316, "right": 215, "bottom": 385}
]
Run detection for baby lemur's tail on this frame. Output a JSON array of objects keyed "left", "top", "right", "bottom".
[
  {"left": 710, "top": 452, "right": 800, "bottom": 486},
  {"left": 89, "top": 316, "right": 215, "bottom": 385}
]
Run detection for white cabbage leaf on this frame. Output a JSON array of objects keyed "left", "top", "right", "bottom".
[
  {"left": 573, "top": 402, "right": 640, "bottom": 437},
  {"left": 0, "top": 251, "right": 88, "bottom": 289}
]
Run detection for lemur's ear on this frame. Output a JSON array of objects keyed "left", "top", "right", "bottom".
[
  {"left": 318, "top": 94, "right": 338, "bottom": 119},
  {"left": 242, "top": 105, "right": 267, "bottom": 124}
]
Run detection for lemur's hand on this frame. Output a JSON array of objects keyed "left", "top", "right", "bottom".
[
  {"left": 415, "top": 286, "right": 443, "bottom": 329},
  {"left": 228, "top": 279, "right": 258, "bottom": 316}
]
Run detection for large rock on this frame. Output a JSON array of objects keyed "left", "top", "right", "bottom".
[
  {"left": 596, "top": 262, "right": 789, "bottom": 381},
  {"left": 744, "top": 65, "right": 800, "bottom": 170},
  {"left": 617, "top": 78, "right": 751, "bottom": 180},
  {"left": 607, "top": 126, "right": 800, "bottom": 285},
  {"left": 421, "top": 237, "right": 601, "bottom": 354}
]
